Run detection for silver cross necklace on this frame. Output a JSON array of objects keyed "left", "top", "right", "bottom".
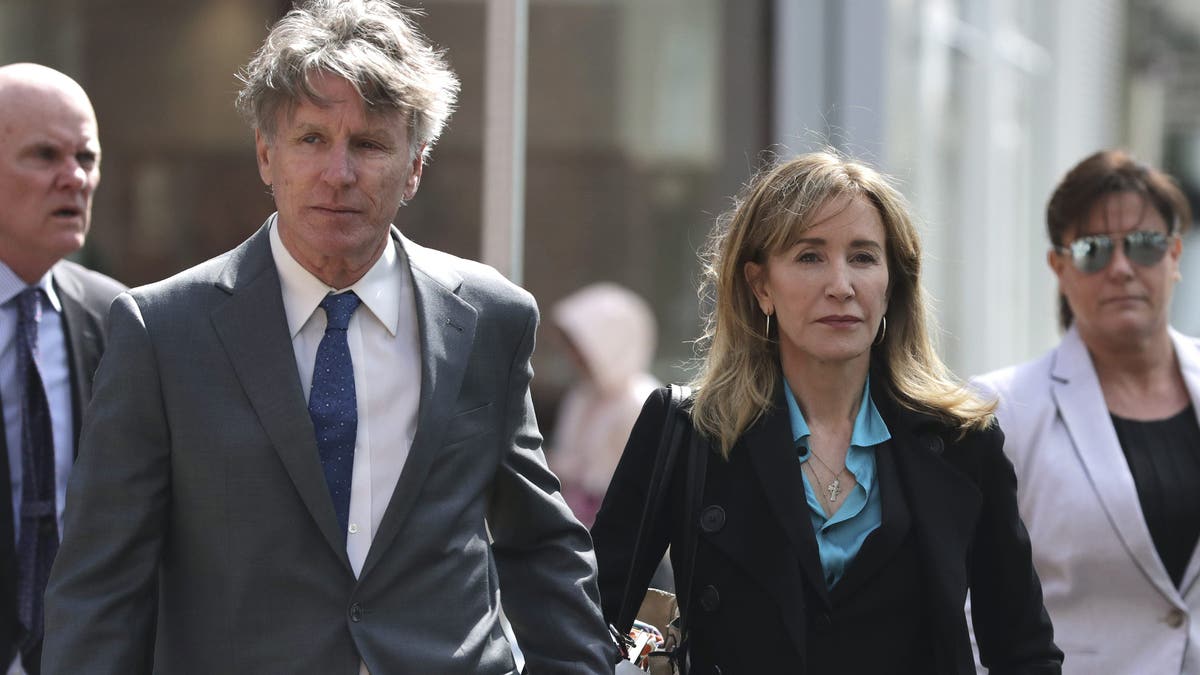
[{"left": 805, "top": 450, "right": 849, "bottom": 502}]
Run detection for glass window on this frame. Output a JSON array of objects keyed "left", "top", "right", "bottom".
[{"left": 0, "top": 0, "right": 770, "bottom": 429}]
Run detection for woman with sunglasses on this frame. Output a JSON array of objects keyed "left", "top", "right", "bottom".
[
  {"left": 972, "top": 150, "right": 1196, "bottom": 673},
  {"left": 593, "top": 151, "right": 1062, "bottom": 674}
]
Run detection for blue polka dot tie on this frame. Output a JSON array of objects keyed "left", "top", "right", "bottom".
[
  {"left": 308, "top": 292, "right": 361, "bottom": 539},
  {"left": 14, "top": 287, "right": 58, "bottom": 665}
]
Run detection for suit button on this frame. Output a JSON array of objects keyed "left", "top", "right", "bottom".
[
  {"left": 814, "top": 613, "right": 832, "bottom": 631},
  {"left": 349, "top": 603, "right": 363, "bottom": 622},
  {"left": 1167, "top": 608, "right": 1186, "bottom": 628},
  {"left": 699, "top": 506, "right": 726, "bottom": 533},
  {"left": 712, "top": 667, "right": 723, "bottom": 675},
  {"left": 699, "top": 585, "right": 720, "bottom": 612}
]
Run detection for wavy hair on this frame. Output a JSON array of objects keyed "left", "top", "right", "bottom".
[
  {"left": 236, "top": 0, "right": 459, "bottom": 160},
  {"left": 690, "top": 150, "right": 995, "bottom": 457}
]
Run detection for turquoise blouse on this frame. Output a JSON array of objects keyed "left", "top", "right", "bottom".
[{"left": 783, "top": 378, "right": 891, "bottom": 588}]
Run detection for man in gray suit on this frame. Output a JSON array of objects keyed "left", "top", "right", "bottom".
[
  {"left": 0, "top": 63, "right": 124, "bottom": 674},
  {"left": 41, "top": 2, "right": 611, "bottom": 673}
]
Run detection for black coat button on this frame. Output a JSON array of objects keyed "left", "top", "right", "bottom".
[
  {"left": 814, "top": 613, "right": 832, "bottom": 631},
  {"left": 922, "top": 433, "right": 944, "bottom": 454},
  {"left": 349, "top": 603, "right": 363, "bottom": 622},
  {"left": 699, "top": 585, "right": 720, "bottom": 612},
  {"left": 712, "top": 667, "right": 723, "bottom": 675},
  {"left": 699, "top": 505, "right": 726, "bottom": 533}
]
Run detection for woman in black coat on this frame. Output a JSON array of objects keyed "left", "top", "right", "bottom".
[{"left": 591, "top": 151, "right": 1062, "bottom": 674}]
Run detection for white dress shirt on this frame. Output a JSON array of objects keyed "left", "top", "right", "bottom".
[
  {"left": 0, "top": 262, "right": 73, "bottom": 542},
  {"left": 269, "top": 223, "right": 421, "bottom": 580}
]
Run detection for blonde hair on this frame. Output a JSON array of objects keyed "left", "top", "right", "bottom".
[{"left": 690, "top": 150, "right": 994, "bottom": 457}]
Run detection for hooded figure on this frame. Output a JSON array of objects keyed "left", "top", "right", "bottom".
[{"left": 549, "top": 283, "right": 660, "bottom": 526}]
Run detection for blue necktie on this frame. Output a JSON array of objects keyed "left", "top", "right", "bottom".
[
  {"left": 308, "top": 292, "right": 361, "bottom": 538},
  {"left": 14, "top": 287, "right": 58, "bottom": 665}
]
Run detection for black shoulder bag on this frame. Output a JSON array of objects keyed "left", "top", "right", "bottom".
[{"left": 614, "top": 384, "right": 709, "bottom": 675}]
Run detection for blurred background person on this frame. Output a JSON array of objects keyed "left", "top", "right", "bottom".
[
  {"left": 593, "top": 151, "right": 1061, "bottom": 674},
  {"left": 547, "top": 282, "right": 659, "bottom": 528},
  {"left": 973, "top": 149, "right": 1196, "bottom": 673},
  {"left": 0, "top": 62, "right": 124, "bottom": 675}
]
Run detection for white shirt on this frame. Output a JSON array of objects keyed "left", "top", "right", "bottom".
[
  {"left": 269, "top": 223, "right": 421, "bottom": 579},
  {"left": 0, "top": 263, "right": 73, "bottom": 542}
]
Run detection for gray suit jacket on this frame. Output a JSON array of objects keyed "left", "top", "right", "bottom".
[
  {"left": 0, "top": 260, "right": 123, "bottom": 670},
  {"left": 42, "top": 220, "right": 611, "bottom": 674}
]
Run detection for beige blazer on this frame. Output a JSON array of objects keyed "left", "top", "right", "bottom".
[{"left": 974, "top": 326, "right": 1200, "bottom": 674}]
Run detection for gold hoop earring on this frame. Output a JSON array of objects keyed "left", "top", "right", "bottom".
[{"left": 874, "top": 316, "right": 887, "bottom": 346}]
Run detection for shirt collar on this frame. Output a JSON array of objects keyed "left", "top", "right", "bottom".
[
  {"left": 0, "top": 260, "right": 62, "bottom": 312},
  {"left": 783, "top": 375, "right": 892, "bottom": 449},
  {"left": 269, "top": 221, "right": 403, "bottom": 338}
]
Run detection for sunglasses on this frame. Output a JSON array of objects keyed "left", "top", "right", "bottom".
[{"left": 1055, "top": 230, "right": 1173, "bottom": 274}]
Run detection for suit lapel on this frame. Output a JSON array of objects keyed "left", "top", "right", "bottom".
[
  {"left": 209, "top": 222, "right": 352, "bottom": 568},
  {"left": 1050, "top": 327, "right": 1176, "bottom": 599},
  {"left": 743, "top": 394, "right": 829, "bottom": 608},
  {"left": 831, "top": 440, "right": 911, "bottom": 602},
  {"left": 1169, "top": 329, "right": 1200, "bottom": 596},
  {"left": 867, "top": 372, "right": 982, "bottom": 619},
  {"left": 52, "top": 263, "right": 103, "bottom": 450},
  {"left": 881, "top": 403, "right": 981, "bottom": 674},
  {"left": 887, "top": 425, "right": 981, "bottom": 579},
  {"left": 360, "top": 233, "right": 477, "bottom": 579}
]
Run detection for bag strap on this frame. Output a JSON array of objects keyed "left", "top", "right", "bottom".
[
  {"left": 616, "top": 384, "right": 691, "bottom": 633},
  {"left": 673, "top": 414, "right": 708, "bottom": 673}
]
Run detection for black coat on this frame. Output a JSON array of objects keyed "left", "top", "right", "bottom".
[{"left": 592, "top": 377, "right": 1063, "bottom": 675}]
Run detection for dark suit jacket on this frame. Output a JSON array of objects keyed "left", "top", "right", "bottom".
[
  {"left": 0, "top": 259, "right": 124, "bottom": 671},
  {"left": 42, "top": 219, "right": 610, "bottom": 674},
  {"left": 593, "top": 372, "right": 1063, "bottom": 675}
]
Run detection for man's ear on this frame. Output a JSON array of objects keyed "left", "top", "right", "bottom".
[
  {"left": 403, "top": 145, "right": 426, "bottom": 201},
  {"left": 255, "top": 129, "right": 273, "bottom": 187}
]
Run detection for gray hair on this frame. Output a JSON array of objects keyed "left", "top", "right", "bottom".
[{"left": 236, "top": 0, "right": 459, "bottom": 160}]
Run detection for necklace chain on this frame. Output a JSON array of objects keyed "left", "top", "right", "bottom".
[{"left": 805, "top": 450, "right": 848, "bottom": 502}]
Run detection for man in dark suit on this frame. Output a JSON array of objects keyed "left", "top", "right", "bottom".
[
  {"left": 42, "top": 2, "right": 610, "bottom": 673},
  {"left": 0, "top": 63, "right": 124, "bottom": 674}
]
